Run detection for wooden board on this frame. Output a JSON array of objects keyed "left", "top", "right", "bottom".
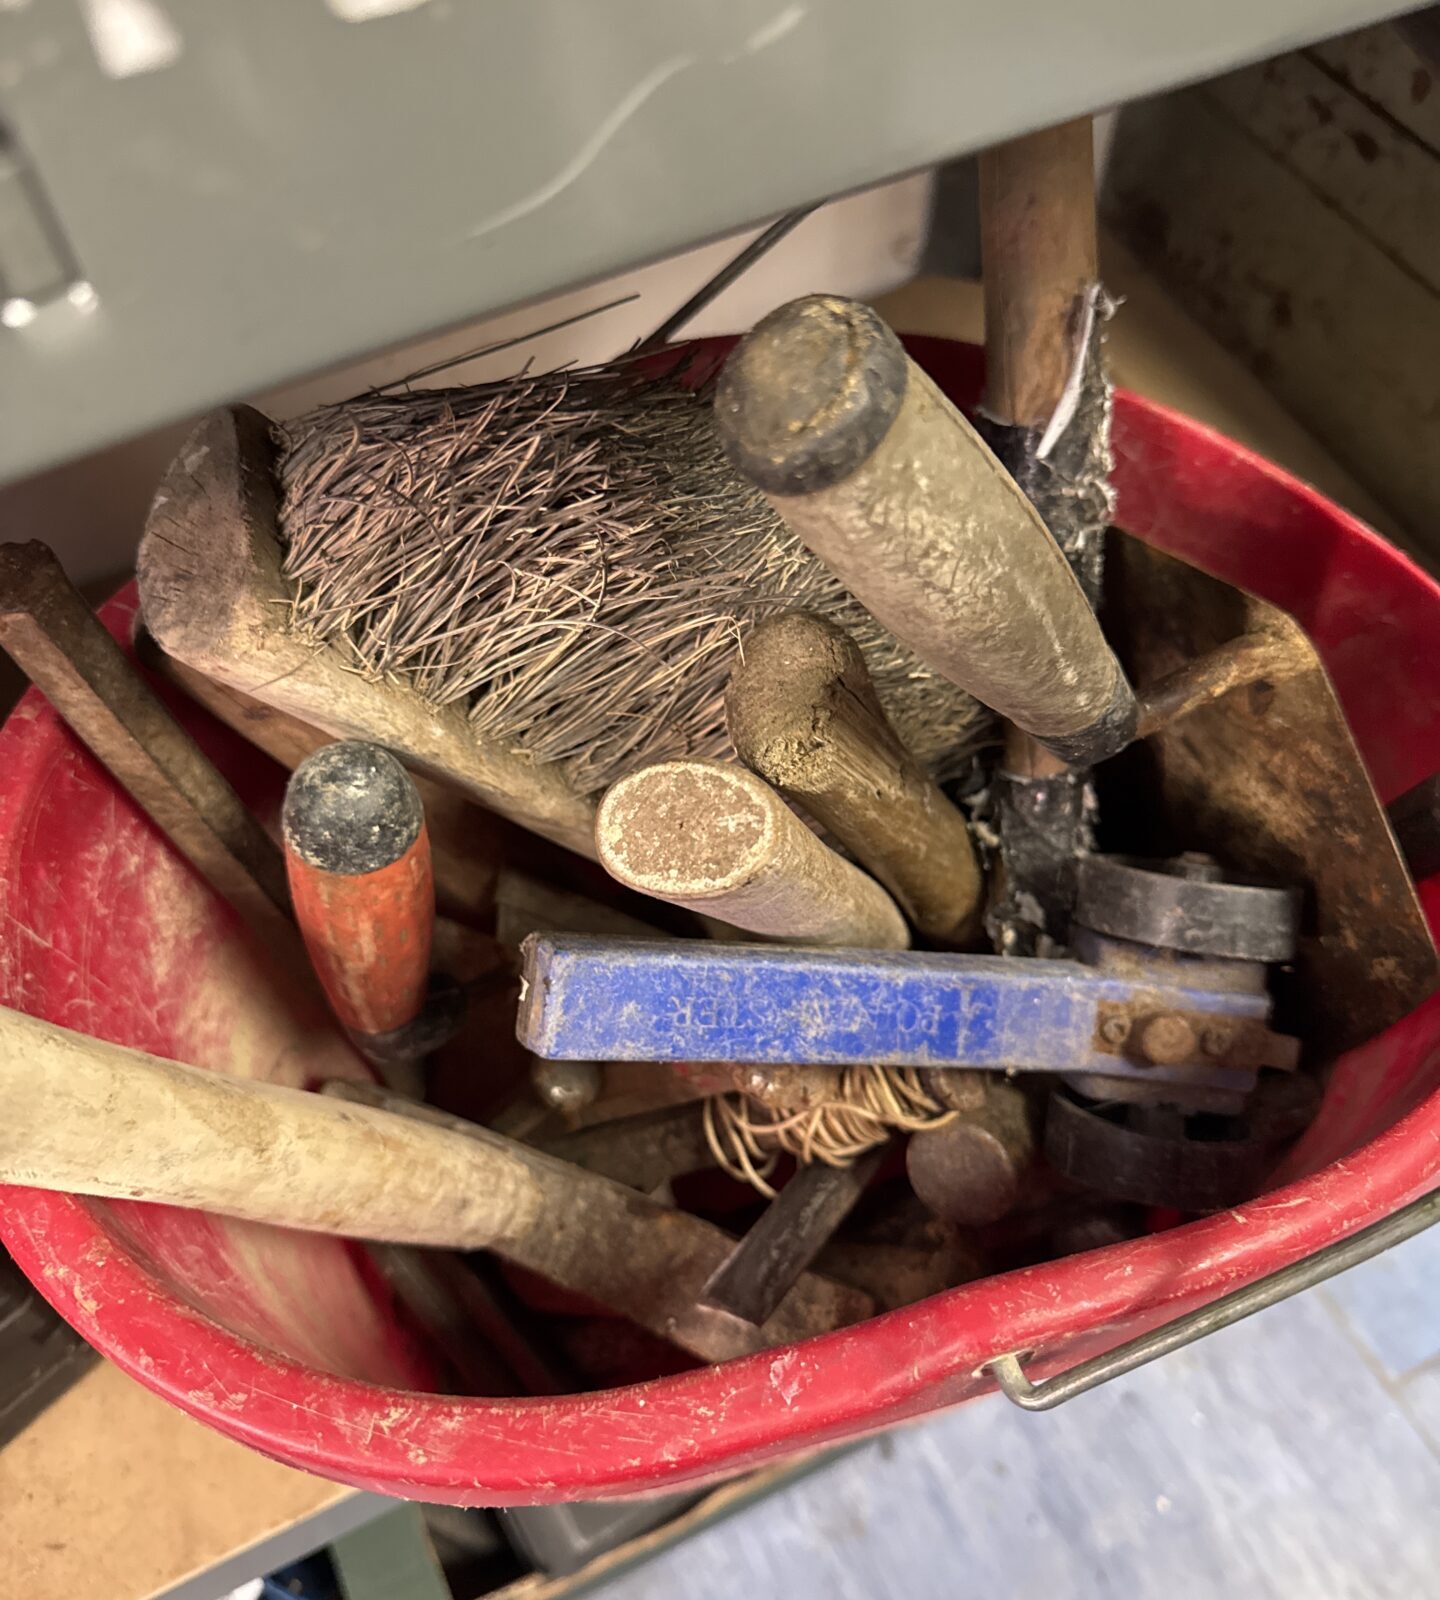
[
  {"left": 0, "top": 1362, "right": 351, "bottom": 1600},
  {"left": 1103, "top": 21, "right": 1440, "bottom": 555},
  {"left": 873, "top": 247, "right": 1408, "bottom": 547}
]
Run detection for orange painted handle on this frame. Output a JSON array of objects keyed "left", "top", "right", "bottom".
[{"left": 282, "top": 743, "right": 434, "bottom": 1038}]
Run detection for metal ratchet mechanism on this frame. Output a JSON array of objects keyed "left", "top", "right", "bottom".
[
  {"left": 517, "top": 853, "right": 1300, "bottom": 1102},
  {"left": 1047, "top": 852, "right": 1305, "bottom": 1210}
]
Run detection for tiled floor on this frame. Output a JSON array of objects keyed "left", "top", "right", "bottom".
[{"left": 594, "top": 1224, "right": 1440, "bottom": 1599}]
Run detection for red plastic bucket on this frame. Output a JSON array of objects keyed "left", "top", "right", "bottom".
[{"left": 3, "top": 338, "right": 1440, "bottom": 1505}]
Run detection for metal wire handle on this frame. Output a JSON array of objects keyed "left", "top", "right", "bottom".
[
  {"left": 981, "top": 1185, "right": 1440, "bottom": 1411},
  {"left": 635, "top": 205, "right": 819, "bottom": 354}
]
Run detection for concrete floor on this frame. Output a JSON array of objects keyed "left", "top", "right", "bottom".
[{"left": 593, "top": 1222, "right": 1440, "bottom": 1599}]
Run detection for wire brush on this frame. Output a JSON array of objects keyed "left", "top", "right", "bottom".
[{"left": 275, "top": 363, "right": 988, "bottom": 798}]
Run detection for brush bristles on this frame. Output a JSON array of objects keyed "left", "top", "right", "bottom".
[{"left": 276, "top": 366, "right": 986, "bottom": 797}]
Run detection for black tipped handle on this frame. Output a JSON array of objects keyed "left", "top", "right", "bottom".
[
  {"left": 282, "top": 741, "right": 435, "bottom": 1044},
  {"left": 715, "top": 296, "right": 1137, "bottom": 767}
]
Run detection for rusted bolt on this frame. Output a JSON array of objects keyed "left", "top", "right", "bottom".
[
  {"left": 1136, "top": 1013, "right": 1199, "bottom": 1066},
  {"left": 1099, "top": 1014, "right": 1131, "bottom": 1046},
  {"left": 1200, "top": 1026, "right": 1233, "bottom": 1059}
]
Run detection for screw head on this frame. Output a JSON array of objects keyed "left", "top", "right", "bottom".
[
  {"left": 1201, "top": 1027, "right": 1233, "bottom": 1058},
  {"left": 1136, "top": 1013, "right": 1199, "bottom": 1066},
  {"left": 1100, "top": 1015, "right": 1131, "bottom": 1046}
]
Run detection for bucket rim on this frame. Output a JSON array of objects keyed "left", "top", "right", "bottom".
[{"left": 4, "top": 338, "right": 1439, "bottom": 1502}]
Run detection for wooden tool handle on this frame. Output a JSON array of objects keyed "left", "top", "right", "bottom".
[
  {"left": 979, "top": 117, "right": 1098, "bottom": 430},
  {"left": 137, "top": 407, "right": 596, "bottom": 859},
  {"left": 727, "top": 611, "right": 982, "bottom": 944},
  {"left": 324, "top": 1080, "right": 873, "bottom": 1358},
  {"left": 715, "top": 297, "right": 1135, "bottom": 765},
  {"left": 283, "top": 741, "right": 434, "bottom": 1041},
  {"left": 0, "top": 1001, "right": 868, "bottom": 1362},
  {"left": 134, "top": 633, "right": 504, "bottom": 925},
  {"left": 0, "top": 1004, "right": 540, "bottom": 1249},
  {"left": 0, "top": 540, "right": 294, "bottom": 948},
  {"left": 595, "top": 758, "right": 909, "bottom": 949}
]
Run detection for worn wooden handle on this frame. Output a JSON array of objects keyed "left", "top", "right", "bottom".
[
  {"left": 595, "top": 758, "right": 909, "bottom": 949},
  {"left": 324, "top": 1080, "right": 874, "bottom": 1358},
  {"left": 727, "top": 611, "right": 983, "bottom": 944},
  {"left": 137, "top": 407, "right": 597, "bottom": 859},
  {"left": 0, "top": 1004, "right": 868, "bottom": 1361},
  {"left": 979, "top": 117, "right": 1099, "bottom": 430},
  {"left": 0, "top": 1004, "right": 540, "bottom": 1249},
  {"left": 134, "top": 634, "right": 505, "bottom": 925},
  {"left": 0, "top": 540, "right": 295, "bottom": 949},
  {"left": 715, "top": 297, "right": 1135, "bottom": 766}
]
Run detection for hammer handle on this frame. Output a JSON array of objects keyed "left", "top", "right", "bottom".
[
  {"left": 596, "top": 758, "right": 908, "bottom": 949},
  {"left": 0, "top": 1003, "right": 537, "bottom": 1250},
  {"left": 716, "top": 299, "right": 1135, "bottom": 766},
  {"left": 0, "top": 1003, "right": 869, "bottom": 1361},
  {"left": 979, "top": 118, "right": 1098, "bottom": 430},
  {"left": 0, "top": 540, "right": 293, "bottom": 948},
  {"left": 727, "top": 611, "right": 982, "bottom": 943}
]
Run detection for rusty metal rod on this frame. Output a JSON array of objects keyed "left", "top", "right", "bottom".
[
  {"left": 1135, "top": 626, "right": 1310, "bottom": 739},
  {"left": 636, "top": 205, "right": 819, "bottom": 354},
  {"left": 0, "top": 540, "right": 294, "bottom": 946},
  {"left": 979, "top": 117, "right": 1099, "bottom": 432},
  {"left": 701, "top": 1144, "right": 888, "bottom": 1326}
]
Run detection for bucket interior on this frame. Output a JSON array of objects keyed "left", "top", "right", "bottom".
[{"left": 3, "top": 336, "right": 1440, "bottom": 1501}]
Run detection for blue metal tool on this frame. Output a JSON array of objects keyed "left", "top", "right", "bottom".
[{"left": 517, "top": 935, "right": 1296, "bottom": 1096}]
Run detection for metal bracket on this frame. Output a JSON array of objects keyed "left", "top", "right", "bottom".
[
  {"left": 980, "top": 1185, "right": 1440, "bottom": 1411},
  {"left": 518, "top": 934, "right": 1290, "bottom": 1095}
]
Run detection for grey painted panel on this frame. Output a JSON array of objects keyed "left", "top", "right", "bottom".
[{"left": 0, "top": 0, "right": 1419, "bottom": 482}]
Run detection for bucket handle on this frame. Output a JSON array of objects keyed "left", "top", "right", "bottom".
[{"left": 980, "top": 1185, "right": 1440, "bottom": 1411}]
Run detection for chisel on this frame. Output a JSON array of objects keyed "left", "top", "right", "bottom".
[{"left": 282, "top": 741, "right": 460, "bottom": 1088}]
